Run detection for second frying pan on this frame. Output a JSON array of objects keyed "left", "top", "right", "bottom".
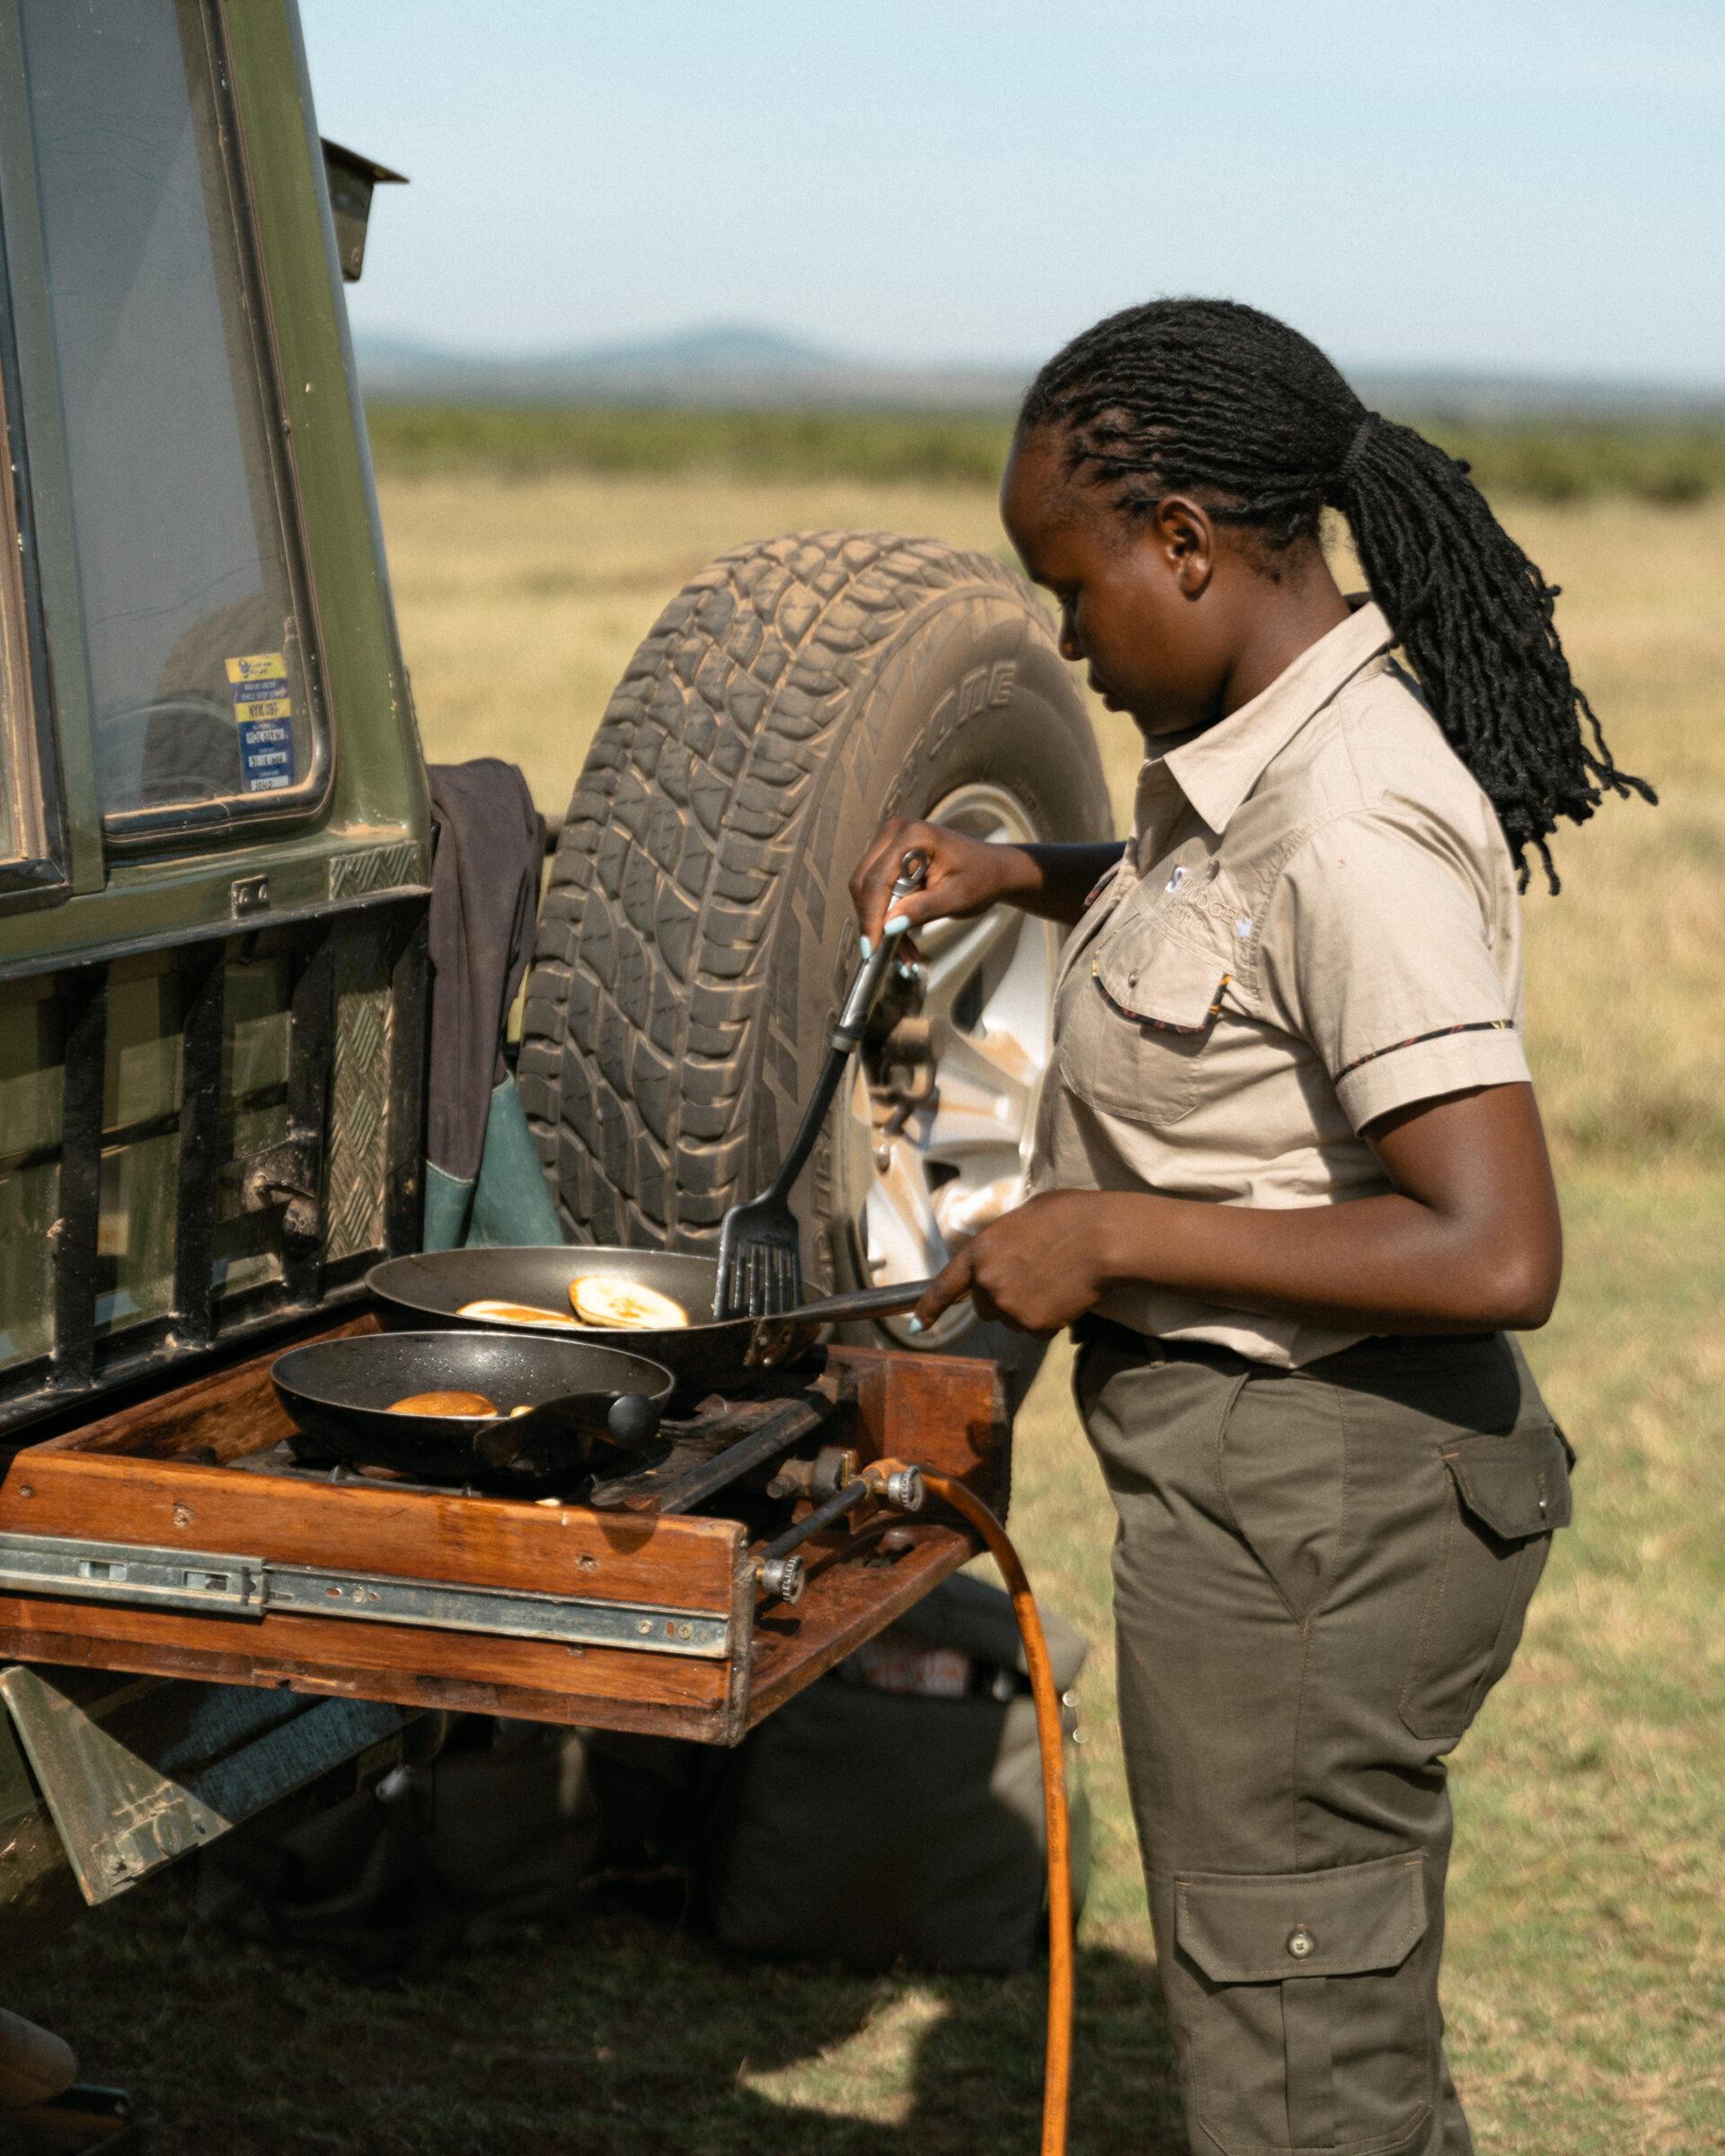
[
  {"left": 271, "top": 1330, "right": 675, "bottom": 1490},
  {"left": 365, "top": 1247, "right": 931, "bottom": 1394}
]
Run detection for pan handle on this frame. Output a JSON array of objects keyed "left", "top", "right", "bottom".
[
  {"left": 776, "top": 1277, "right": 939, "bottom": 1326},
  {"left": 748, "top": 852, "right": 932, "bottom": 1214}
]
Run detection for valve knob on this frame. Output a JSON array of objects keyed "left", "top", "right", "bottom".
[
  {"left": 757, "top": 1553, "right": 806, "bottom": 1605},
  {"left": 883, "top": 1465, "right": 924, "bottom": 1513}
]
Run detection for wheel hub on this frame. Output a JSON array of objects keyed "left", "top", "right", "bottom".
[{"left": 838, "top": 782, "right": 1059, "bottom": 1348}]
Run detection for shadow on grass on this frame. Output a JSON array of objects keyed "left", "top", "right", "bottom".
[{"left": 21, "top": 1874, "right": 1185, "bottom": 2155}]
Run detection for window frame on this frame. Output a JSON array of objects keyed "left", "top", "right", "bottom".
[
  {"left": 15, "top": 0, "right": 336, "bottom": 855},
  {"left": 0, "top": 197, "right": 68, "bottom": 913}
]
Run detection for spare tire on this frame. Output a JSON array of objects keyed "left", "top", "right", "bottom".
[{"left": 518, "top": 530, "right": 1110, "bottom": 1405}]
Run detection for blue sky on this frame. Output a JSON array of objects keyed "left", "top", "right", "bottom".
[{"left": 298, "top": 1, "right": 1724, "bottom": 386}]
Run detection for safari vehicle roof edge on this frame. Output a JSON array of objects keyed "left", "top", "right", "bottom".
[{"left": 0, "top": 0, "right": 429, "bottom": 985}]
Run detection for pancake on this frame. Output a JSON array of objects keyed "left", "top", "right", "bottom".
[
  {"left": 568, "top": 1276, "right": 689, "bottom": 1330},
  {"left": 387, "top": 1389, "right": 497, "bottom": 1418},
  {"left": 456, "top": 1297, "right": 579, "bottom": 1330}
]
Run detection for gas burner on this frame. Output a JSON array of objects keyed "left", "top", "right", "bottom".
[{"left": 258, "top": 1371, "right": 854, "bottom": 1525}]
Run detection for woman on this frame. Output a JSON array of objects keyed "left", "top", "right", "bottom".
[{"left": 851, "top": 300, "right": 1651, "bottom": 2156}]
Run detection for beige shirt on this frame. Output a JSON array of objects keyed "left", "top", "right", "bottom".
[{"left": 1029, "top": 599, "right": 1532, "bottom": 1368}]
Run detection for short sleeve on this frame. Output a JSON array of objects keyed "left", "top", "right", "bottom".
[{"left": 1260, "top": 809, "right": 1531, "bottom": 1130}]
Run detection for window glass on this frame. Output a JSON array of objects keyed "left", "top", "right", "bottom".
[{"left": 18, "top": 0, "right": 323, "bottom": 829}]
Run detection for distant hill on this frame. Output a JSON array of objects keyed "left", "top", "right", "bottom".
[
  {"left": 354, "top": 322, "right": 1030, "bottom": 410},
  {"left": 354, "top": 322, "right": 1725, "bottom": 420}
]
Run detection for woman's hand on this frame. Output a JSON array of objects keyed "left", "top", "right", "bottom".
[
  {"left": 849, "top": 817, "right": 1038, "bottom": 950},
  {"left": 850, "top": 818, "right": 1126, "bottom": 946},
  {"left": 910, "top": 1190, "right": 1116, "bottom": 1336}
]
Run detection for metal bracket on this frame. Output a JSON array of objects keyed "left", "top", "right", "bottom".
[
  {"left": 0, "top": 1533, "right": 264, "bottom": 1616},
  {"left": 261, "top": 1564, "right": 729, "bottom": 1656},
  {"left": 0, "top": 1532, "right": 730, "bottom": 1658},
  {"left": 236, "top": 1135, "right": 321, "bottom": 1247},
  {"left": 0, "top": 1666, "right": 412, "bottom": 1905}
]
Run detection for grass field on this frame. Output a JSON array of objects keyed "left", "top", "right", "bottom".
[{"left": 23, "top": 474, "right": 1725, "bottom": 2152}]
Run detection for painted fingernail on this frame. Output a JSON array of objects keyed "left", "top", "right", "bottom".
[
  {"left": 883, "top": 914, "right": 911, "bottom": 937},
  {"left": 859, "top": 935, "right": 873, "bottom": 959},
  {"left": 907, "top": 1316, "right": 925, "bottom": 1335}
]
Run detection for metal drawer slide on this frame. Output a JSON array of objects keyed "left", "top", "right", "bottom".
[{"left": 0, "top": 1531, "right": 730, "bottom": 1657}]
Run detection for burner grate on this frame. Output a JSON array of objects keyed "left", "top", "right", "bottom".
[{"left": 244, "top": 1378, "right": 852, "bottom": 1519}]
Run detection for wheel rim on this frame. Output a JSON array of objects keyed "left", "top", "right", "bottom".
[{"left": 836, "top": 781, "right": 1060, "bottom": 1348}]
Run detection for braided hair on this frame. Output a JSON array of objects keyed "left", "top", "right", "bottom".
[{"left": 1018, "top": 298, "right": 1655, "bottom": 889}]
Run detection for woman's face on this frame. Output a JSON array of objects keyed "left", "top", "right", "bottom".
[{"left": 1000, "top": 424, "right": 1235, "bottom": 741}]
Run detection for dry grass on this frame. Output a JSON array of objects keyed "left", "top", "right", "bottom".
[
  {"left": 25, "top": 476, "right": 1722, "bottom": 2152},
  {"left": 383, "top": 472, "right": 1725, "bottom": 2148},
  {"left": 381, "top": 473, "right": 1725, "bottom": 1171}
]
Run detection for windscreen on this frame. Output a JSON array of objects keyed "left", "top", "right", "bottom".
[{"left": 18, "top": 0, "right": 323, "bottom": 831}]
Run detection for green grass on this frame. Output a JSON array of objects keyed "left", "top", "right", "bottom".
[
  {"left": 364, "top": 403, "right": 1014, "bottom": 488},
  {"left": 365, "top": 401, "right": 1725, "bottom": 506},
  {"left": 22, "top": 1166, "right": 1725, "bottom": 2154}
]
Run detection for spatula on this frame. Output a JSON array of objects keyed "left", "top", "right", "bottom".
[{"left": 713, "top": 849, "right": 929, "bottom": 1319}]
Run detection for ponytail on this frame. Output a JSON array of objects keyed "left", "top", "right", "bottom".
[{"left": 1018, "top": 299, "right": 1655, "bottom": 890}]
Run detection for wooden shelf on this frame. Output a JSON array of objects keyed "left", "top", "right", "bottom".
[{"left": 0, "top": 1332, "right": 1009, "bottom": 1745}]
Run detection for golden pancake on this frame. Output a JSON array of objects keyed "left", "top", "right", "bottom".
[
  {"left": 456, "top": 1297, "right": 579, "bottom": 1330},
  {"left": 568, "top": 1276, "right": 689, "bottom": 1330},
  {"left": 387, "top": 1389, "right": 496, "bottom": 1418}
]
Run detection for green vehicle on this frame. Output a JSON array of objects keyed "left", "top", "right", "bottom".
[{"left": 0, "top": 0, "right": 1105, "bottom": 2019}]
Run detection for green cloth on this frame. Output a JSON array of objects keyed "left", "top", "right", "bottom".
[{"left": 420, "top": 1076, "right": 562, "bottom": 1252}]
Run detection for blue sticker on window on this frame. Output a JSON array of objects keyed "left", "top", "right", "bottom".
[
  {"left": 236, "top": 714, "right": 296, "bottom": 791},
  {"left": 226, "top": 652, "right": 296, "bottom": 792}
]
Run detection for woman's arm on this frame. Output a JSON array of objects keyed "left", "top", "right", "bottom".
[
  {"left": 911, "top": 1082, "right": 1562, "bottom": 1337},
  {"left": 850, "top": 817, "right": 1125, "bottom": 942}
]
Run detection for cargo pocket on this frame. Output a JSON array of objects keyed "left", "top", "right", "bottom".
[
  {"left": 1173, "top": 1851, "right": 1433, "bottom": 2156},
  {"left": 1399, "top": 1418, "right": 1572, "bottom": 1747}
]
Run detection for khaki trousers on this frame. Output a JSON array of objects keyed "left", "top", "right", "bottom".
[{"left": 1075, "top": 1326, "right": 1570, "bottom": 2156}]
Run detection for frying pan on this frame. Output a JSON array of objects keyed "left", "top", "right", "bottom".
[
  {"left": 270, "top": 1330, "right": 675, "bottom": 1491},
  {"left": 364, "top": 1247, "right": 932, "bottom": 1395}
]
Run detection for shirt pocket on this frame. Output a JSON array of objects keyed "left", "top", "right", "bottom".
[{"left": 1066, "top": 909, "right": 1236, "bottom": 1130}]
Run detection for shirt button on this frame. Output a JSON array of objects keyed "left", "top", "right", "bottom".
[
  {"left": 1128, "top": 972, "right": 1138, "bottom": 987},
  {"left": 1287, "top": 1927, "right": 1316, "bottom": 1960}
]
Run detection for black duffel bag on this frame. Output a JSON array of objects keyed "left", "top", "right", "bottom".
[{"left": 702, "top": 1572, "right": 1091, "bottom": 1974}]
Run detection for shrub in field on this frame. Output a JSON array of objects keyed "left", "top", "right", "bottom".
[
  {"left": 365, "top": 402, "right": 1725, "bottom": 506},
  {"left": 363, "top": 402, "right": 1015, "bottom": 487},
  {"left": 1412, "top": 420, "right": 1725, "bottom": 505}
]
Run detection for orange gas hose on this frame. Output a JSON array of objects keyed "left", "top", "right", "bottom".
[{"left": 920, "top": 1471, "right": 1073, "bottom": 2156}]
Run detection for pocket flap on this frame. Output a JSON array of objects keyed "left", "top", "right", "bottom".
[
  {"left": 1174, "top": 1851, "right": 1428, "bottom": 1984},
  {"left": 1446, "top": 1422, "right": 1572, "bottom": 1541},
  {"left": 1095, "top": 927, "right": 1232, "bottom": 1034}
]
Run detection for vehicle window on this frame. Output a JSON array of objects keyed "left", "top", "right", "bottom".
[{"left": 17, "top": 0, "right": 325, "bottom": 837}]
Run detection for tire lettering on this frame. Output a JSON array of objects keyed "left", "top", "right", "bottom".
[
  {"left": 925, "top": 685, "right": 958, "bottom": 758},
  {"left": 957, "top": 665, "right": 991, "bottom": 724}
]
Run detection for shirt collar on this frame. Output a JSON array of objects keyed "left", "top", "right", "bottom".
[{"left": 1154, "top": 599, "right": 1394, "bottom": 836}]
